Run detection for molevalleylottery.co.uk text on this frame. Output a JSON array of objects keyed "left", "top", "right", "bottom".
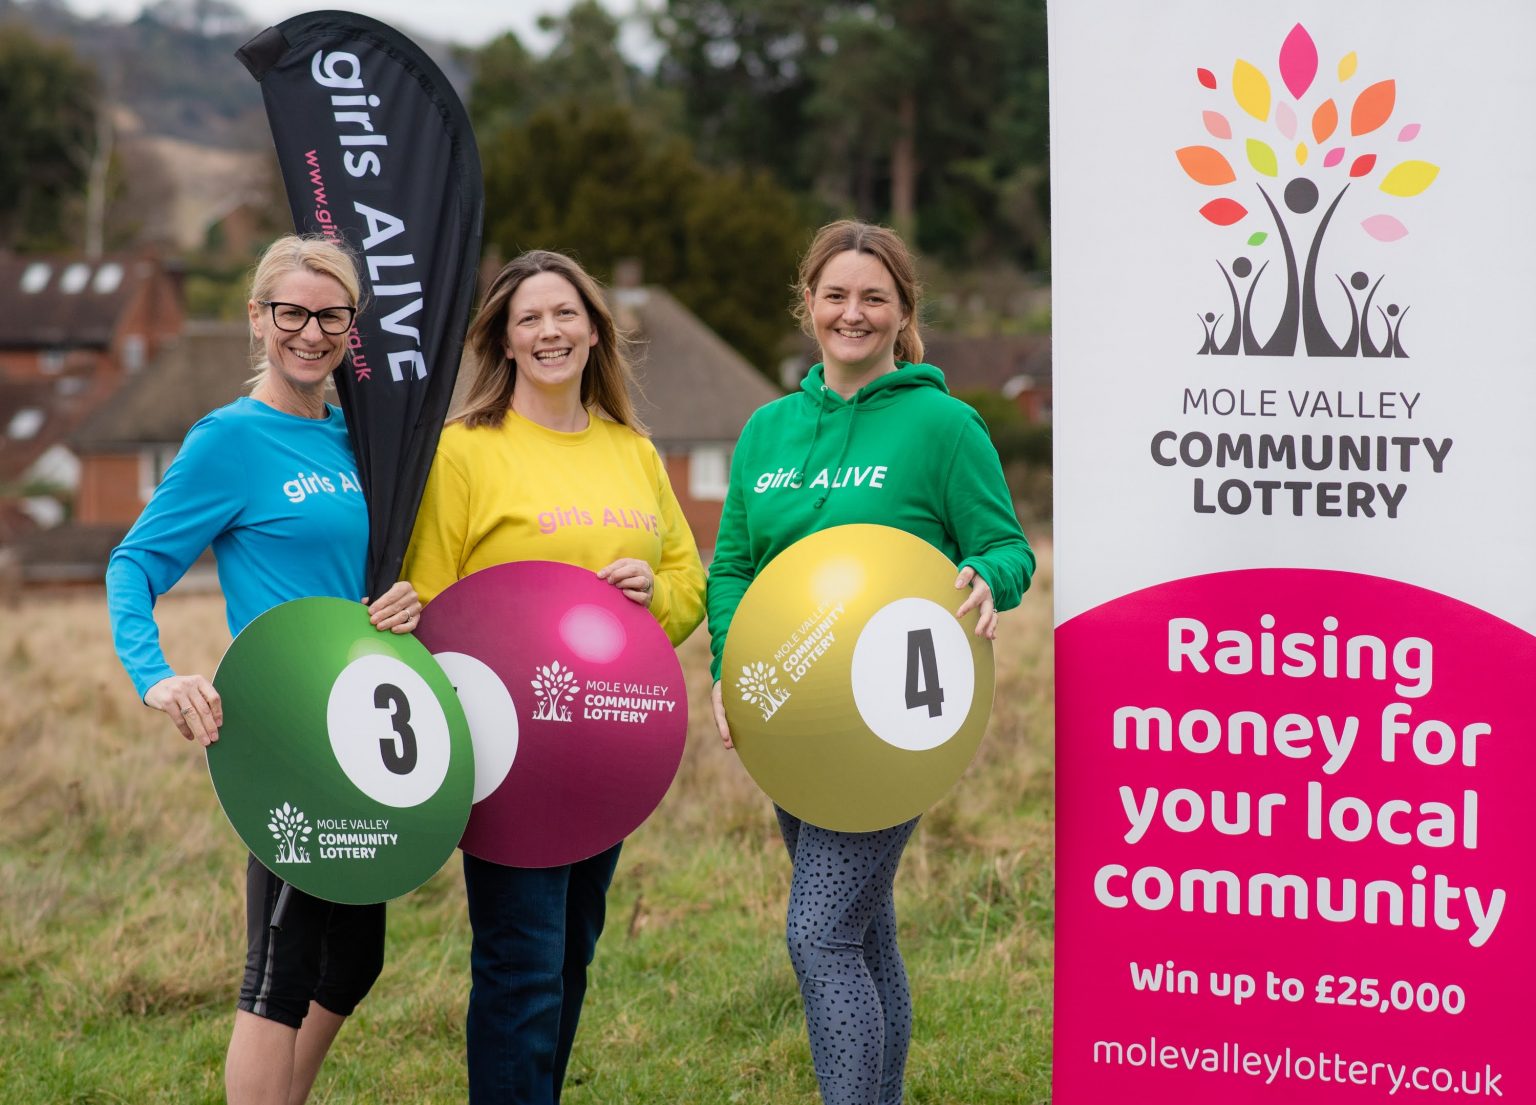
[{"left": 1091, "top": 1036, "right": 1502, "bottom": 1097}]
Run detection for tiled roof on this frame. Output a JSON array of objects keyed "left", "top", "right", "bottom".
[
  {"left": 13, "top": 522, "right": 130, "bottom": 583},
  {"left": 919, "top": 333, "right": 1052, "bottom": 394},
  {"left": 780, "top": 331, "right": 1052, "bottom": 395},
  {"left": 0, "top": 253, "right": 155, "bottom": 347},
  {"left": 74, "top": 288, "right": 784, "bottom": 454},
  {"left": 614, "top": 286, "right": 783, "bottom": 444},
  {"left": 0, "top": 373, "right": 103, "bottom": 484},
  {"left": 71, "top": 321, "right": 250, "bottom": 449}
]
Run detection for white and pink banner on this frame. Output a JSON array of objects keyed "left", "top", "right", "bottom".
[{"left": 1050, "top": 3, "right": 1536, "bottom": 1101}]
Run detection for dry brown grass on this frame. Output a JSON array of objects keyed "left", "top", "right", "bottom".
[{"left": 0, "top": 538, "right": 1055, "bottom": 1103}]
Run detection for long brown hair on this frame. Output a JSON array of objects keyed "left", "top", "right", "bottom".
[
  {"left": 793, "top": 219, "right": 925, "bottom": 364},
  {"left": 456, "top": 250, "right": 644, "bottom": 432}
]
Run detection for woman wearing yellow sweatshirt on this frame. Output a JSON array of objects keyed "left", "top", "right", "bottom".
[{"left": 403, "top": 251, "right": 705, "bottom": 1105}]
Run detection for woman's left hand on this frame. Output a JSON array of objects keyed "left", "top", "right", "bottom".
[
  {"left": 597, "top": 558, "right": 654, "bottom": 608},
  {"left": 954, "top": 566, "right": 998, "bottom": 639},
  {"left": 365, "top": 580, "right": 423, "bottom": 633}
]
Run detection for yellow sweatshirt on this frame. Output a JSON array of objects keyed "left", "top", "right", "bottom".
[{"left": 404, "top": 409, "right": 706, "bottom": 646}]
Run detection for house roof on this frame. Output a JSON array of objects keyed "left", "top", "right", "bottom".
[
  {"left": 614, "top": 286, "right": 782, "bottom": 444},
  {"left": 0, "top": 253, "right": 162, "bottom": 348},
  {"left": 449, "top": 285, "right": 783, "bottom": 445},
  {"left": 72, "top": 321, "right": 251, "bottom": 450},
  {"left": 0, "top": 373, "right": 103, "bottom": 484},
  {"left": 12, "top": 522, "right": 131, "bottom": 583},
  {"left": 780, "top": 331, "right": 1052, "bottom": 396},
  {"left": 75, "top": 286, "right": 783, "bottom": 454},
  {"left": 916, "top": 333, "right": 1052, "bottom": 395}
]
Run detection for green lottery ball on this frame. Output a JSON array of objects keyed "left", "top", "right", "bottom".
[
  {"left": 209, "top": 597, "right": 473, "bottom": 904},
  {"left": 722, "top": 524, "right": 995, "bottom": 831}
]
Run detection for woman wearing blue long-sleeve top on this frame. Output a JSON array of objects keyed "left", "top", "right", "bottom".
[{"left": 106, "top": 234, "right": 420, "bottom": 1105}]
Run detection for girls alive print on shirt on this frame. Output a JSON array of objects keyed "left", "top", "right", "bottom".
[{"left": 535, "top": 504, "right": 660, "bottom": 536}]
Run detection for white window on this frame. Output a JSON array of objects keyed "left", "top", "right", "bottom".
[
  {"left": 6, "top": 408, "right": 44, "bottom": 440},
  {"left": 60, "top": 263, "right": 90, "bottom": 293},
  {"left": 93, "top": 263, "right": 124, "bottom": 293},
  {"left": 21, "top": 262, "right": 51, "bottom": 293},
  {"left": 39, "top": 350, "right": 66, "bottom": 375},
  {"left": 26, "top": 444, "right": 78, "bottom": 488},
  {"left": 688, "top": 445, "right": 730, "bottom": 501},
  {"left": 137, "top": 445, "right": 178, "bottom": 502},
  {"left": 122, "top": 334, "right": 146, "bottom": 372}
]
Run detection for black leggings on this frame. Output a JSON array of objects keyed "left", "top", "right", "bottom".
[{"left": 238, "top": 855, "right": 386, "bottom": 1028}]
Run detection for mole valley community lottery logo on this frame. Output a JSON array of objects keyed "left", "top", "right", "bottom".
[
  {"left": 737, "top": 661, "right": 791, "bottom": 722},
  {"left": 1178, "top": 23, "right": 1439, "bottom": 358},
  {"left": 268, "top": 802, "right": 399, "bottom": 864},
  {"left": 269, "top": 802, "right": 312, "bottom": 865},
  {"left": 736, "top": 601, "right": 848, "bottom": 722},
  {"left": 531, "top": 658, "right": 679, "bottom": 725},
  {"left": 531, "top": 660, "right": 580, "bottom": 722}
]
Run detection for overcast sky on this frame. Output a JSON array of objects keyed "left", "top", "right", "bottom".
[{"left": 61, "top": 0, "right": 655, "bottom": 52}]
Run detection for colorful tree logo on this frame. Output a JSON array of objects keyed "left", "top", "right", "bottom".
[
  {"left": 737, "top": 661, "right": 790, "bottom": 722},
  {"left": 531, "top": 660, "right": 579, "bottom": 722},
  {"left": 1178, "top": 23, "right": 1438, "bottom": 358},
  {"left": 268, "top": 802, "right": 312, "bottom": 865}
]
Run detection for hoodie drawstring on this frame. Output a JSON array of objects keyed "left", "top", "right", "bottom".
[
  {"left": 812, "top": 388, "right": 861, "bottom": 510},
  {"left": 798, "top": 386, "right": 830, "bottom": 503}
]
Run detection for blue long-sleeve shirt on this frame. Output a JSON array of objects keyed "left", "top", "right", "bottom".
[{"left": 106, "top": 397, "right": 369, "bottom": 699}]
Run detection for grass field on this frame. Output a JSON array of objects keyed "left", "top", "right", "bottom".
[{"left": 0, "top": 542, "right": 1054, "bottom": 1104}]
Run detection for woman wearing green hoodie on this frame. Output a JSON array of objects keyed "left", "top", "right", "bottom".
[{"left": 707, "top": 220, "right": 1034, "bottom": 1105}]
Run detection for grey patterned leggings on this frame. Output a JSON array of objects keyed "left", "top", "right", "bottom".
[{"left": 777, "top": 806, "right": 919, "bottom": 1105}]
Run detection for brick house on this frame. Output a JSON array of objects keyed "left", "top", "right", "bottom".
[
  {"left": 781, "top": 332, "right": 1053, "bottom": 424},
  {"left": 26, "top": 286, "right": 777, "bottom": 582},
  {"left": 0, "top": 252, "right": 185, "bottom": 527},
  {"left": 610, "top": 284, "right": 781, "bottom": 547},
  {"left": 920, "top": 334, "right": 1052, "bottom": 424},
  {"left": 71, "top": 321, "right": 249, "bottom": 528},
  {"left": 16, "top": 321, "right": 248, "bottom": 584}
]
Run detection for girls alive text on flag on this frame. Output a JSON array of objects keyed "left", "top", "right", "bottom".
[{"left": 238, "top": 10, "right": 483, "bottom": 598}]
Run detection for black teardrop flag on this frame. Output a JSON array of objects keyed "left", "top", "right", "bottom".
[{"left": 237, "top": 11, "right": 482, "bottom": 599}]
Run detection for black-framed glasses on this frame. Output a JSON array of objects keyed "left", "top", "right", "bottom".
[{"left": 259, "top": 300, "right": 357, "bottom": 335}]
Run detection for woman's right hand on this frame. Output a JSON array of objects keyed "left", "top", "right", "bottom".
[
  {"left": 144, "top": 674, "right": 223, "bottom": 747},
  {"left": 711, "top": 680, "right": 734, "bottom": 750}
]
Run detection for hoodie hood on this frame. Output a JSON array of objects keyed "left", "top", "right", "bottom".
[
  {"left": 705, "top": 357, "right": 1035, "bottom": 682},
  {"left": 794, "top": 363, "right": 950, "bottom": 508},
  {"left": 800, "top": 361, "right": 950, "bottom": 408}
]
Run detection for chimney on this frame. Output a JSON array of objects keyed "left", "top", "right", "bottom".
[
  {"left": 612, "top": 257, "right": 643, "bottom": 288},
  {"left": 611, "top": 257, "right": 647, "bottom": 329}
]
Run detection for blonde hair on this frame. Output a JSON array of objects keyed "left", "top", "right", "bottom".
[
  {"left": 246, "top": 234, "right": 362, "bottom": 387},
  {"left": 456, "top": 250, "right": 644, "bottom": 433},
  {"left": 793, "top": 219, "right": 925, "bottom": 364}
]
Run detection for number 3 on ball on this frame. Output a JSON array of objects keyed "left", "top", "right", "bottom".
[{"left": 328, "top": 654, "right": 452, "bottom": 807}]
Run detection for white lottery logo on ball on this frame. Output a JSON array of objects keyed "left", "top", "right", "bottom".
[
  {"left": 433, "top": 650, "right": 519, "bottom": 804},
  {"left": 851, "top": 597, "right": 975, "bottom": 751},
  {"left": 327, "top": 653, "right": 452, "bottom": 807}
]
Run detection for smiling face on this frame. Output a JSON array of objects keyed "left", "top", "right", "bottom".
[
  {"left": 248, "top": 268, "right": 353, "bottom": 393},
  {"left": 804, "top": 249, "right": 909, "bottom": 380},
  {"left": 503, "top": 271, "right": 598, "bottom": 397}
]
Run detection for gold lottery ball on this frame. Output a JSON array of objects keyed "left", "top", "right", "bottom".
[{"left": 722, "top": 523, "right": 995, "bottom": 831}]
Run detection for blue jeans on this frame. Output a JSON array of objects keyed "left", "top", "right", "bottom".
[{"left": 463, "top": 844, "right": 622, "bottom": 1105}]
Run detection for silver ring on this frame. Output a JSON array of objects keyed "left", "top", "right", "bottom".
[{"left": 181, "top": 706, "right": 193, "bottom": 715}]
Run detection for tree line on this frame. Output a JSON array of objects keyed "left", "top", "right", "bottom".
[{"left": 0, "top": 0, "right": 1049, "bottom": 373}]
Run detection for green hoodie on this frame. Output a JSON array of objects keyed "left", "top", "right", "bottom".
[{"left": 707, "top": 361, "right": 1035, "bottom": 680}]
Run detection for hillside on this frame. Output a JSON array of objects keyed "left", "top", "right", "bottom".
[
  {"left": 1, "top": 0, "right": 472, "bottom": 150},
  {"left": 1, "top": 0, "right": 474, "bottom": 251}
]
